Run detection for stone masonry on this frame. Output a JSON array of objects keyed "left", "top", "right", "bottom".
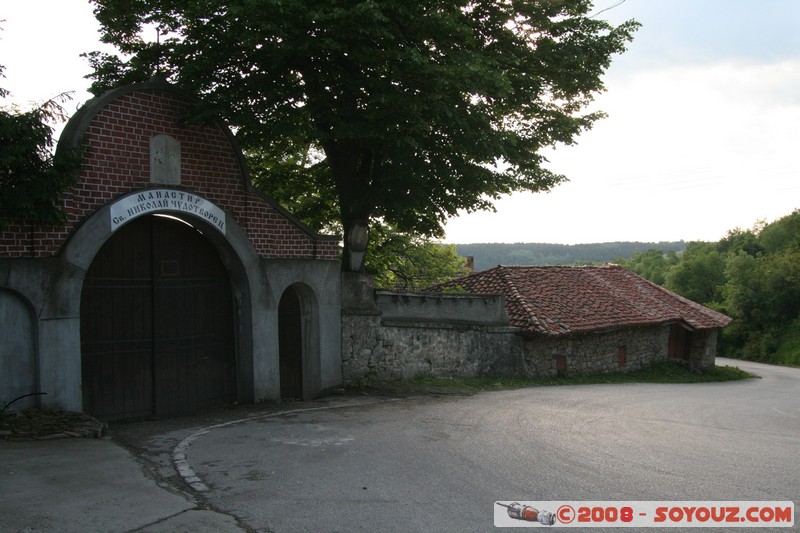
[
  {"left": 342, "top": 312, "right": 523, "bottom": 382},
  {"left": 340, "top": 275, "right": 694, "bottom": 385}
]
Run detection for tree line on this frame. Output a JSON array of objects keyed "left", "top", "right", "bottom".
[
  {"left": 456, "top": 241, "right": 686, "bottom": 271},
  {"left": 618, "top": 210, "right": 800, "bottom": 366}
]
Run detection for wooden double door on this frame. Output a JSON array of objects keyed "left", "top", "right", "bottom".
[{"left": 81, "top": 215, "right": 236, "bottom": 420}]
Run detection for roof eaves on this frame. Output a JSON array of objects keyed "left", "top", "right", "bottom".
[{"left": 628, "top": 270, "right": 733, "bottom": 329}]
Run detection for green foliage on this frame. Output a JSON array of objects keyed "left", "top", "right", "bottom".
[
  {"left": 86, "top": 0, "right": 638, "bottom": 268},
  {"left": 758, "top": 213, "right": 800, "bottom": 254},
  {"left": 664, "top": 242, "right": 726, "bottom": 305},
  {"left": 247, "top": 147, "right": 468, "bottom": 289},
  {"left": 439, "top": 284, "right": 470, "bottom": 295},
  {"left": 246, "top": 146, "right": 340, "bottom": 235},
  {"left": 619, "top": 210, "right": 800, "bottom": 366},
  {"left": 0, "top": 67, "right": 81, "bottom": 228},
  {"left": 717, "top": 213, "right": 800, "bottom": 361},
  {"left": 717, "top": 226, "right": 764, "bottom": 256},
  {"left": 620, "top": 247, "right": 679, "bottom": 285},
  {"left": 365, "top": 224, "right": 469, "bottom": 291}
]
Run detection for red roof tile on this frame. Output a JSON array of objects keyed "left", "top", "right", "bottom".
[{"left": 426, "top": 264, "right": 732, "bottom": 336}]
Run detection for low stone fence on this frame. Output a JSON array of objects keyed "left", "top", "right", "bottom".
[
  {"left": 374, "top": 291, "right": 509, "bottom": 326},
  {"left": 342, "top": 312, "right": 523, "bottom": 382},
  {"left": 341, "top": 281, "right": 521, "bottom": 382}
]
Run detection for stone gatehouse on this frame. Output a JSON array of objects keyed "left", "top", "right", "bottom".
[{"left": 0, "top": 81, "right": 342, "bottom": 420}]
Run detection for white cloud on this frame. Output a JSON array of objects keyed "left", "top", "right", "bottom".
[{"left": 444, "top": 60, "right": 800, "bottom": 244}]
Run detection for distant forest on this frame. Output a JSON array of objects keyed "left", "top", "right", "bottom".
[{"left": 455, "top": 241, "right": 687, "bottom": 271}]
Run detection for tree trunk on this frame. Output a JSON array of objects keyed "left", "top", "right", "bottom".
[{"left": 325, "top": 142, "right": 374, "bottom": 272}]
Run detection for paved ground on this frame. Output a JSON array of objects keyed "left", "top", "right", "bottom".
[{"left": 1, "top": 358, "right": 797, "bottom": 532}]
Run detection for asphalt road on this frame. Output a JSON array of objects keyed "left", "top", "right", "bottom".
[{"left": 169, "top": 358, "right": 798, "bottom": 532}]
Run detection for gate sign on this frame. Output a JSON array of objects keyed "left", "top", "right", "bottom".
[{"left": 110, "top": 189, "right": 226, "bottom": 234}]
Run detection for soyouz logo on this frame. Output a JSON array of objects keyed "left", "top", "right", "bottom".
[
  {"left": 494, "top": 501, "right": 795, "bottom": 528},
  {"left": 496, "top": 502, "right": 555, "bottom": 525}
]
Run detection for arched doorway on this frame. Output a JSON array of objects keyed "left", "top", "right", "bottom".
[
  {"left": 0, "top": 289, "right": 38, "bottom": 410},
  {"left": 81, "top": 215, "right": 237, "bottom": 420},
  {"left": 279, "top": 286, "right": 303, "bottom": 400},
  {"left": 278, "top": 283, "right": 322, "bottom": 401}
]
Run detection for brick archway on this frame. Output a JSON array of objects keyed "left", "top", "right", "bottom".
[{"left": 1, "top": 82, "right": 342, "bottom": 413}]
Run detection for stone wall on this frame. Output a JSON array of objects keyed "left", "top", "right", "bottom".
[
  {"left": 342, "top": 312, "right": 678, "bottom": 384},
  {"left": 689, "top": 328, "right": 719, "bottom": 370},
  {"left": 342, "top": 312, "right": 523, "bottom": 382},
  {"left": 341, "top": 277, "right": 721, "bottom": 384},
  {"left": 375, "top": 291, "right": 509, "bottom": 326},
  {"left": 341, "top": 275, "right": 522, "bottom": 383},
  {"left": 521, "top": 326, "right": 672, "bottom": 378}
]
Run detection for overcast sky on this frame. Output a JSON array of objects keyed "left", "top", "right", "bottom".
[{"left": 2, "top": 1, "right": 799, "bottom": 244}]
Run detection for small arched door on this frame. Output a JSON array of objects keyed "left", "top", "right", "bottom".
[
  {"left": 278, "top": 283, "right": 322, "bottom": 401},
  {"left": 0, "top": 289, "right": 38, "bottom": 410},
  {"left": 81, "top": 214, "right": 237, "bottom": 420},
  {"left": 279, "top": 286, "right": 304, "bottom": 400}
]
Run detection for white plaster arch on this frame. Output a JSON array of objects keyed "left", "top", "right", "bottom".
[{"left": 55, "top": 188, "right": 266, "bottom": 406}]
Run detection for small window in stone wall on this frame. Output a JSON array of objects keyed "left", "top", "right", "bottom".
[{"left": 618, "top": 346, "right": 627, "bottom": 368}]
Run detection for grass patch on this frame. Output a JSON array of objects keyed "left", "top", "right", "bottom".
[{"left": 352, "top": 360, "right": 752, "bottom": 396}]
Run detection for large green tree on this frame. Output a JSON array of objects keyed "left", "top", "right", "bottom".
[
  {"left": 0, "top": 65, "right": 81, "bottom": 228},
  {"left": 86, "top": 0, "right": 637, "bottom": 269}
]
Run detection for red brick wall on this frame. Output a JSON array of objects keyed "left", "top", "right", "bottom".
[{"left": 0, "top": 87, "right": 340, "bottom": 260}]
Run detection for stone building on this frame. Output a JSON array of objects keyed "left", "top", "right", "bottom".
[
  {"left": 342, "top": 265, "right": 732, "bottom": 383},
  {"left": 0, "top": 81, "right": 342, "bottom": 420},
  {"left": 433, "top": 264, "right": 733, "bottom": 374}
]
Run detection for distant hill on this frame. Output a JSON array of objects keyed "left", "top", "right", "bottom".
[{"left": 455, "top": 241, "right": 686, "bottom": 271}]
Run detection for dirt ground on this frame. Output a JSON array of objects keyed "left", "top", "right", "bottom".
[{"left": 0, "top": 408, "right": 107, "bottom": 440}]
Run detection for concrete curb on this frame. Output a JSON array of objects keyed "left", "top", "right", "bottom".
[{"left": 171, "top": 398, "right": 397, "bottom": 494}]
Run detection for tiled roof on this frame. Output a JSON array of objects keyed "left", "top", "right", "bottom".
[{"left": 425, "top": 264, "right": 732, "bottom": 336}]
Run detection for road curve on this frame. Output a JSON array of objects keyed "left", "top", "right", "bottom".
[{"left": 183, "top": 358, "right": 799, "bottom": 532}]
